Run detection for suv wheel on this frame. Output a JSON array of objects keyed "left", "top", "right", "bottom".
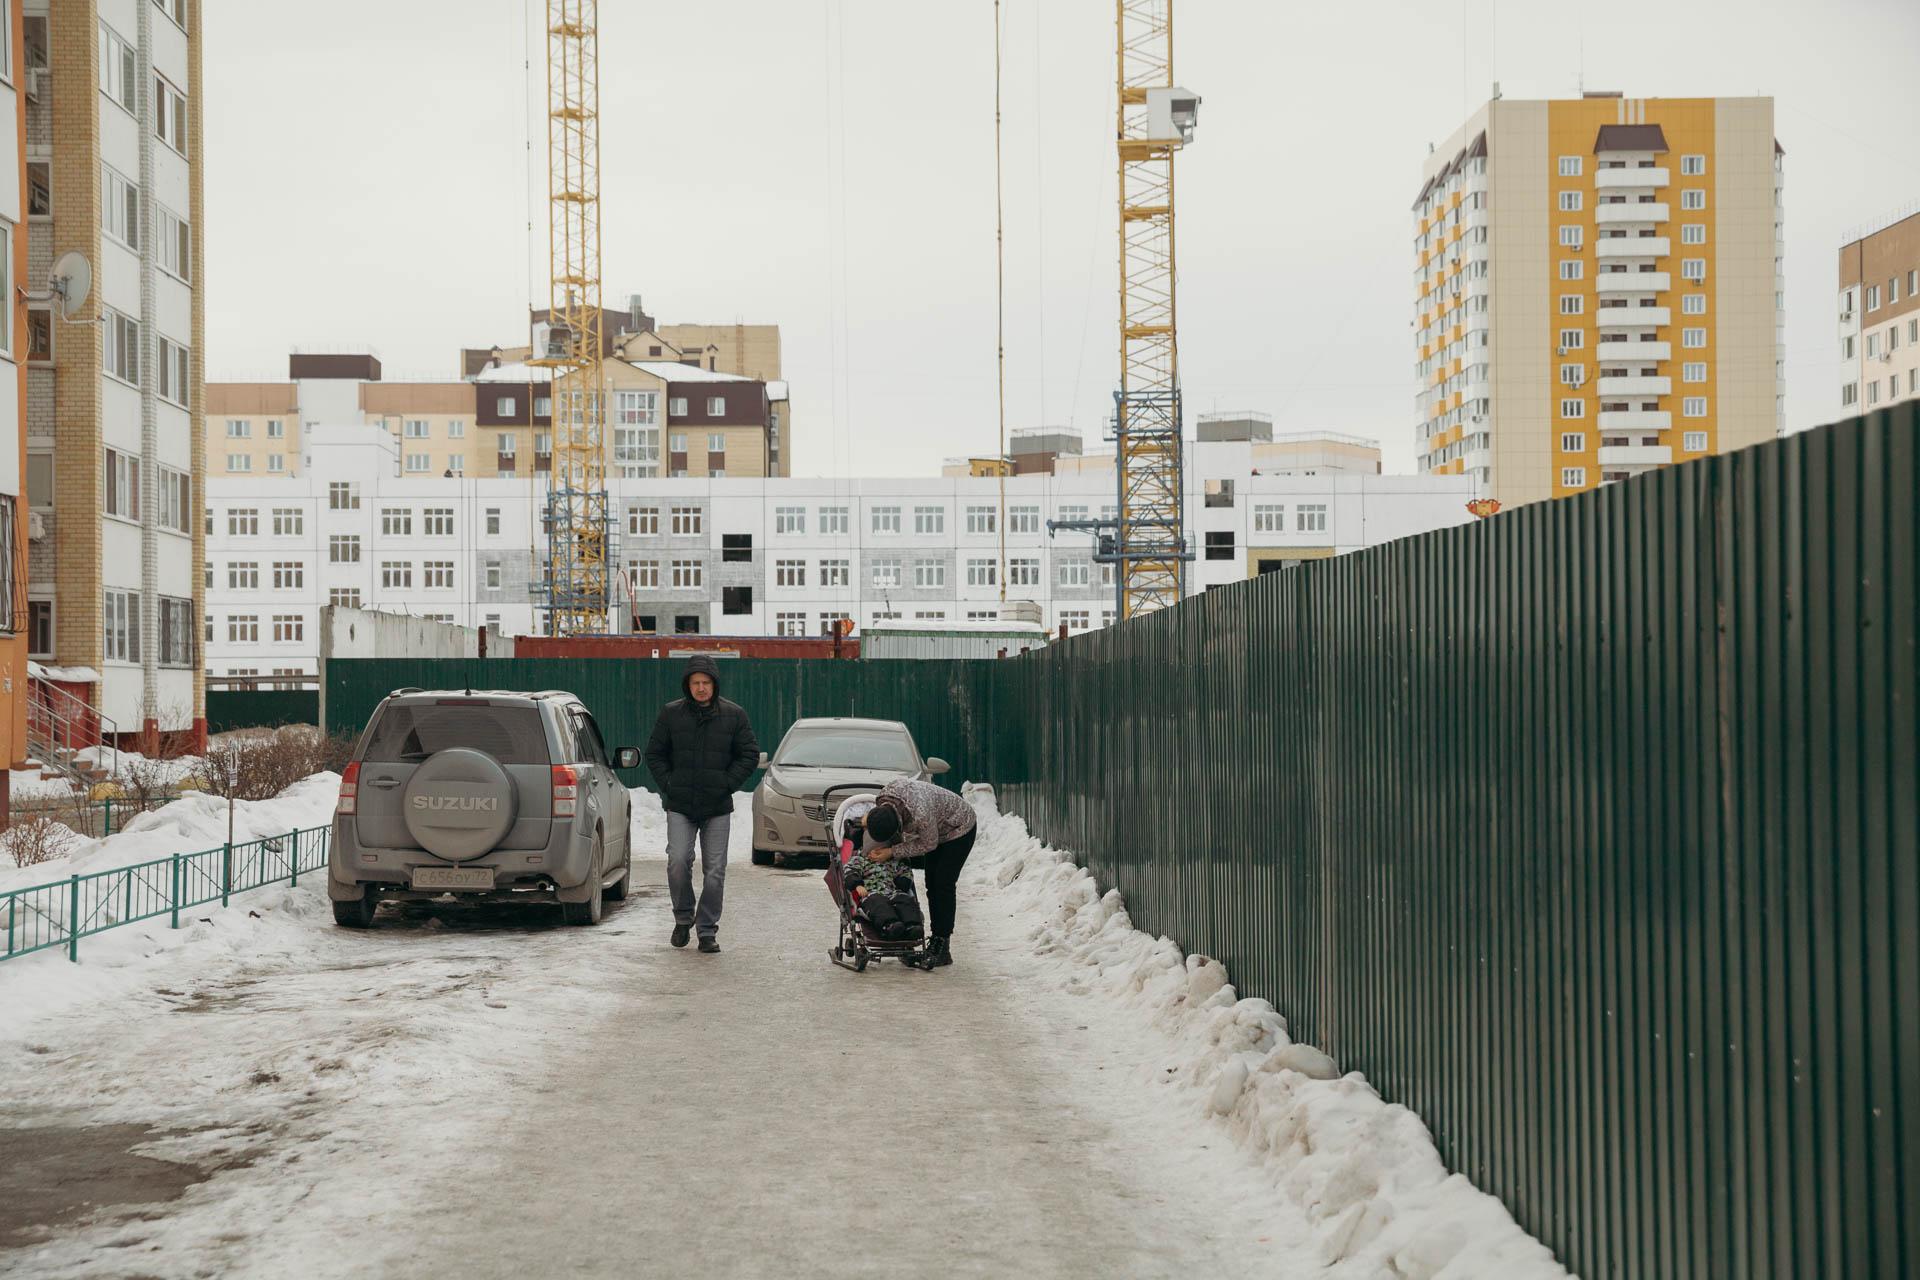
[
  {"left": 563, "top": 835, "right": 606, "bottom": 926},
  {"left": 751, "top": 849, "right": 775, "bottom": 867},
  {"left": 332, "top": 888, "right": 379, "bottom": 929}
]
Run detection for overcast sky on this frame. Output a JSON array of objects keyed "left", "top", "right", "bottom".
[{"left": 205, "top": 0, "right": 1920, "bottom": 477}]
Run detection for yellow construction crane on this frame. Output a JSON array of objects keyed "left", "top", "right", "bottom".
[{"left": 533, "top": 0, "right": 612, "bottom": 636}]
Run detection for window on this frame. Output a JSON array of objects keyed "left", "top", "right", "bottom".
[
  {"left": 1843, "top": 335, "right": 1856, "bottom": 359},
  {"left": 447, "top": 419, "right": 466, "bottom": 439},
  {"left": 1867, "top": 285, "right": 1881, "bottom": 311},
  {"left": 1003, "top": 558, "right": 1037, "bottom": 586},
  {"left": 871, "top": 505, "right": 902, "bottom": 534},
  {"left": 1059, "top": 560, "right": 1090, "bottom": 587},
  {"left": 157, "top": 205, "right": 190, "bottom": 280},
  {"left": 1681, "top": 224, "right": 1706, "bottom": 245},
  {"left": 1892, "top": 277, "right": 1902, "bottom": 305},
  {"left": 966, "top": 559, "right": 997, "bottom": 587},
  {"left": 1561, "top": 467, "right": 1587, "bottom": 489},
  {"left": 104, "top": 590, "right": 141, "bottom": 662},
  {"left": 1559, "top": 329, "right": 1584, "bottom": 351},
  {"left": 1560, "top": 398, "right": 1586, "bottom": 419},
  {"left": 1560, "top": 364, "right": 1585, "bottom": 387},
  {"left": 26, "top": 307, "right": 51, "bottom": 363},
  {"left": 1560, "top": 432, "right": 1586, "bottom": 452},
  {"left": 775, "top": 612, "right": 808, "bottom": 637},
  {"left": 329, "top": 482, "right": 360, "bottom": 510},
  {"left": 271, "top": 561, "right": 303, "bottom": 590},
  {"left": 534, "top": 396, "right": 552, "bottom": 418},
  {"left": 1682, "top": 328, "right": 1707, "bottom": 349},
  {"left": 721, "top": 533, "right": 752, "bottom": 563},
  {"left": 1253, "top": 504, "right": 1285, "bottom": 533},
  {"left": 1559, "top": 225, "right": 1583, "bottom": 249},
  {"left": 775, "top": 506, "right": 806, "bottom": 534},
  {"left": 722, "top": 586, "right": 753, "bottom": 615},
  {"left": 1682, "top": 294, "right": 1707, "bottom": 316},
  {"left": 1683, "top": 362, "right": 1707, "bottom": 383},
  {"left": 154, "top": 75, "right": 188, "bottom": 154},
  {"left": 1681, "top": 259, "right": 1706, "bottom": 283},
  {"left": 1058, "top": 504, "right": 1088, "bottom": 523},
  {"left": 225, "top": 613, "right": 258, "bottom": 646},
  {"left": 1557, "top": 156, "right": 1582, "bottom": 177},
  {"left": 1009, "top": 505, "right": 1040, "bottom": 534},
  {"left": 227, "top": 560, "right": 259, "bottom": 590},
  {"left": 272, "top": 507, "right": 303, "bottom": 537},
  {"left": 1680, "top": 189, "right": 1705, "bottom": 211},
  {"left": 381, "top": 508, "right": 413, "bottom": 537},
  {"left": 27, "top": 161, "right": 50, "bottom": 217},
  {"left": 913, "top": 559, "right": 946, "bottom": 588},
  {"left": 272, "top": 614, "right": 305, "bottom": 643},
  {"left": 966, "top": 505, "right": 997, "bottom": 535},
  {"left": 870, "top": 558, "right": 902, "bottom": 589},
  {"left": 707, "top": 432, "right": 725, "bottom": 453},
  {"left": 485, "top": 508, "right": 502, "bottom": 536},
  {"left": 820, "top": 506, "right": 850, "bottom": 536},
  {"left": 1680, "top": 154, "right": 1705, "bottom": 176},
  {"left": 1295, "top": 505, "right": 1328, "bottom": 533},
  {"left": 104, "top": 449, "right": 142, "bottom": 520},
  {"left": 672, "top": 560, "right": 703, "bottom": 589},
  {"left": 671, "top": 506, "right": 702, "bottom": 535},
  {"left": 103, "top": 165, "right": 139, "bottom": 249},
  {"left": 159, "top": 597, "right": 194, "bottom": 668},
  {"left": 328, "top": 589, "right": 361, "bottom": 610},
  {"left": 422, "top": 561, "right": 454, "bottom": 589},
  {"left": 380, "top": 561, "right": 413, "bottom": 590},
  {"left": 1867, "top": 332, "right": 1881, "bottom": 358},
  {"left": 1059, "top": 609, "right": 1091, "bottom": 633},
  {"left": 617, "top": 507, "right": 655, "bottom": 538},
  {"left": 1842, "top": 382, "right": 1858, "bottom": 407},
  {"left": 423, "top": 508, "right": 454, "bottom": 537},
  {"left": 915, "top": 611, "right": 947, "bottom": 622},
  {"left": 1560, "top": 295, "right": 1584, "bottom": 315},
  {"left": 158, "top": 337, "right": 190, "bottom": 407},
  {"left": 820, "top": 559, "right": 850, "bottom": 587},
  {"left": 1683, "top": 431, "right": 1708, "bottom": 452},
  {"left": 706, "top": 397, "right": 726, "bottom": 416},
  {"left": 1560, "top": 260, "right": 1584, "bottom": 281},
  {"left": 1683, "top": 397, "right": 1708, "bottom": 418},
  {"left": 1558, "top": 191, "right": 1582, "bottom": 212},
  {"left": 329, "top": 535, "right": 361, "bottom": 563},
  {"left": 266, "top": 454, "right": 285, "bottom": 474},
  {"left": 496, "top": 396, "right": 517, "bottom": 417},
  {"left": 403, "top": 419, "right": 429, "bottom": 439},
  {"left": 670, "top": 397, "right": 689, "bottom": 417},
  {"left": 1892, "top": 325, "right": 1903, "bottom": 353},
  {"left": 405, "top": 453, "right": 430, "bottom": 474},
  {"left": 226, "top": 507, "right": 259, "bottom": 537},
  {"left": 621, "top": 559, "right": 658, "bottom": 590},
  {"left": 103, "top": 309, "right": 139, "bottom": 383},
  {"left": 99, "top": 23, "right": 136, "bottom": 113},
  {"left": 1868, "top": 380, "right": 1881, "bottom": 406},
  {"left": 775, "top": 560, "right": 806, "bottom": 587},
  {"left": 914, "top": 505, "right": 945, "bottom": 535},
  {"left": 818, "top": 613, "right": 852, "bottom": 638}
]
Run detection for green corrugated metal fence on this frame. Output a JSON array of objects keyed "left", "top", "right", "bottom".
[
  {"left": 206, "top": 689, "right": 321, "bottom": 733},
  {"left": 995, "top": 410, "right": 1917, "bottom": 1279}
]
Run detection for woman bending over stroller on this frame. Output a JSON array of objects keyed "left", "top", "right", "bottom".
[{"left": 862, "top": 777, "right": 977, "bottom": 968}]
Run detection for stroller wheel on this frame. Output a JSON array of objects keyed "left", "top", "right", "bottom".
[
  {"left": 854, "top": 947, "right": 870, "bottom": 972},
  {"left": 830, "top": 945, "right": 843, "bottom": 962}
]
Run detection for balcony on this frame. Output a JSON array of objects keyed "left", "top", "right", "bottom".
[
  {"left": 1598, "top": 410, "right": 1671, "bottom": 432},
  {"left": 1596, "top": 306, "right": 1669, "bottom": 330},
  {"left": 1596, "top": 236, "right": 1670, "bottom": 259},
  {"left": 1598, "top": 375, "right": 1672, "bottom": 397},
  {"left": 1597, "top": 271, "right": 1669, "bottom": 294},
  {"left": 1596, "top": 202, "right": 1668, "bottom": 225},
  {"left": 1595, "top": 167, "right": 1669, "bottom": 190},
  {"left": 1597, "top": 443, "right": 1674, "bottom": 468}
]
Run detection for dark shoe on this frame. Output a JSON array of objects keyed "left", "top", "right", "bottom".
[
  {"left": 698, "top": 936, "right": 721, "bottom": 954},
  {"left": 926, "top": 937, "right": 953, "bottom": 968},
  {"left": 671, "top": 922, "right": 692, "bottom": 948}
]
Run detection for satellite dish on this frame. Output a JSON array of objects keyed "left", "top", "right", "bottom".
[{"left": 50, "top": 251, "right": 91, "bottom": 320}]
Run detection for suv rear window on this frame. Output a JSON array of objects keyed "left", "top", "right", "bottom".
[{"left": 362, "top": 703, "right": 551, "bottom": 765}]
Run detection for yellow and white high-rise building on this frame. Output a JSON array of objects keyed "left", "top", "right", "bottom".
[{"left": 1414, "top": 94, "right": 1783, "bottom": 507}]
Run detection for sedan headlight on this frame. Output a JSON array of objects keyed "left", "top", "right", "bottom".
[{"left": 761, "top": 785, "right": 797, "bottom": 813}]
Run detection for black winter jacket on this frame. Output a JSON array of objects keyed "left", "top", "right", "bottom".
[{"left": 643, "top": 655, "right": 761, "bottom": 822}]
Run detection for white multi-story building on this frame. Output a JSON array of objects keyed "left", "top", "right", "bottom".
[
  {"left": 203, "top": 426, "right": 1476, "bottom": 680},
  {"left": 1837, "top": 205, "right": 1920, "bottom": 415}
]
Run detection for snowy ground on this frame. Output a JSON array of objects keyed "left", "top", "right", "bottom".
[{"left": 0, "top": 784, "right": 1563, "bottom": 1278}]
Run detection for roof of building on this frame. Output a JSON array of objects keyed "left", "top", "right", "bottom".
[
  {"left": 627, "top": 361, "right": 754, "bottom": 384},
  {"left": 1593, "top": 123, "right": 1668, "bottom": 153}
]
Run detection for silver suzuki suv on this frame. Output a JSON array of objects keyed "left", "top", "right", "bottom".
[{"left": 328, "top": 689, "right": 641, "bottom": 928}]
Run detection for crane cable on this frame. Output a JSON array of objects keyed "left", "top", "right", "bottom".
[{"left": 994, "top": 0, "right": 1007, "bottom": 603}]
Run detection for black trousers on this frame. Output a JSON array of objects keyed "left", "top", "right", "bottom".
[{"left": 913, "top": 826, "right": 976, "bottom": 940}]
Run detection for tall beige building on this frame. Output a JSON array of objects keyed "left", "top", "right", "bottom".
[
  {"left": 1837, "top": 207, "right": 1920, "bottom": 414},
  {"left": 1414, "top": 94, "right": 1783, "bottom": 507},
  {"left": 25, "top": 0, "right": 204, "bottom": 744}
]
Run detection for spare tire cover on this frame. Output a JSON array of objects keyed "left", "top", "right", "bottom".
[{"left": 402, "top": 747, "right": 518, "bottom": 861}]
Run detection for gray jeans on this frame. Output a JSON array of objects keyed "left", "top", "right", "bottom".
[{"left": 666, "top": 812, "right": 730, "bottom": 937}]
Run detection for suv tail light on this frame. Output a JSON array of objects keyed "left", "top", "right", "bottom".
[
  {"left": 337, "top": 761, "right": 360, "bottom": 816},
  {"left": 552, "top": 764, "right": 578, "bottom": 817}
]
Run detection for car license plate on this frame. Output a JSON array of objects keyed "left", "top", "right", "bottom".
[{"left": 412, "top": 867, "right": 495, "bottom": 891}]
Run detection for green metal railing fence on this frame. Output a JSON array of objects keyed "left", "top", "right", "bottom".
[{"left": 1, "top": 825, "right": 331, "bottom": 965}]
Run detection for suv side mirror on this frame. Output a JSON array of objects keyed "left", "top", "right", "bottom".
[
  {"left": 927, "top": 757, "right": 951, "bottom": 775},
  {"left": 615, "top": 747, "right": 642, "bottom": 770},
  {"left": 757, "top": 752, "right": 771, "bottom": 769}
]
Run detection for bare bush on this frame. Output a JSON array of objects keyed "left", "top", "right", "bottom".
[
  {"left": 3, "top": 811, "right": 77, "bottom": 868},
  {"left": 190, "top": 727, "right": 355, "bottom": 805}
]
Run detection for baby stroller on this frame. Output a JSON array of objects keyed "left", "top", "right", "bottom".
[{"left": 825, "top": 793, "right": 929, "bottom": 972}]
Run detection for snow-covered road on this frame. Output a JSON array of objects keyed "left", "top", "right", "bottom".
[{"left": 2, "top": 793, "right": 1324, "bottom": 1279}]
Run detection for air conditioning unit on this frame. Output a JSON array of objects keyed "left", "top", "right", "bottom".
[
  {"left": 28, "top": 511, "right": 46, "bottom": 542},
  {"left": 25, "top": 66, "right": 45, "bottom": 102}
]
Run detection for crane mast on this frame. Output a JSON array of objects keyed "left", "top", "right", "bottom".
[{"left": 535, "top": 0, "right": 612, "bottom": 636}]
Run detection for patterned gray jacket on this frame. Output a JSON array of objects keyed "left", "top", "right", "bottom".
[{"left": 874, "top": 777, "right": 976, "bottom": 860}]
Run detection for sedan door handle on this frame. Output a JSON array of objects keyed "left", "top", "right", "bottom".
[{"left": 367, "top": 777, "right": 401, "bottom": 790}]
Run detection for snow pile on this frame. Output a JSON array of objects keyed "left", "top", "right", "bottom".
[{"left": 965, "top": 787, "right": 1566, "bottom": 1279}]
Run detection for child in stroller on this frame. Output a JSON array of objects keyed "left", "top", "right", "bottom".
[{"left": 826, "top": 795, "right": 929, "bottom": 971}]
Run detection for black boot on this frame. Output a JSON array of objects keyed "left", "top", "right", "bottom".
[
  {"left": 671, "top": 922, "right": 691, "bottom": 948},
  {"left": 925, "top": 937, "right": 953, "bottom": 968}
]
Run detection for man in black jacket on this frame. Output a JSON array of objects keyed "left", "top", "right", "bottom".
[{"left": 644, "top": 655, "right": 760, "bottom": 953}]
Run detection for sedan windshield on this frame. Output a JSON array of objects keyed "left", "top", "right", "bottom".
[{"left": 775, "top": 730, "right": 919, "bottom": 772}]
